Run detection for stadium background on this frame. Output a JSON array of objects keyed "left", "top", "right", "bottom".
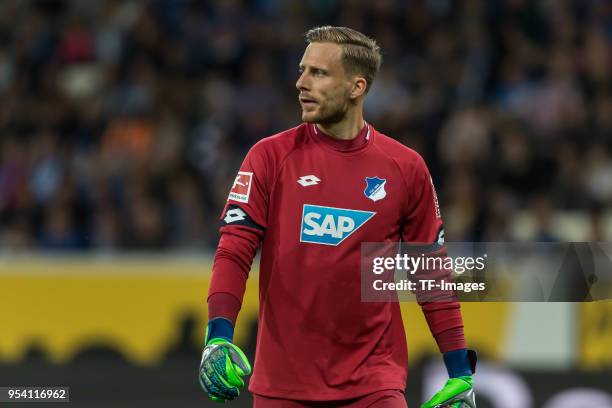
[{"left": 0, "top": 0, "right": 611, "bottom": 406}]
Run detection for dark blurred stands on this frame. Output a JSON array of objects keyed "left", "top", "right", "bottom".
[{"left": 0, "top": 0, "right": 610, "bottom": 251}]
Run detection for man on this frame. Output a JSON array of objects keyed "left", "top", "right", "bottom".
[{"left": 199, "top": 26, "right": 476, "bottom": 407}]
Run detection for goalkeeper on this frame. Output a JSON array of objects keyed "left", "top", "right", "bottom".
[{"left": 200, "top": 25, "right": 476, "bottom": 407}]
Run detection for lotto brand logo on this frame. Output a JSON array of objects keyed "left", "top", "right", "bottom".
[
  {"left": 300, "top": 204, "right": 375, "bottom": 246},
  {"left": 228, "top": 171, "right": 253, "bottom": 203},
  {"left": 297, "top": 175, "right": 320, "bottom": 187},
  {"left": 437, "top": 227, "right": 445, "bottom": 245},
  {"left": 224, "top": 208, "right": 246, "bottom": 224}
]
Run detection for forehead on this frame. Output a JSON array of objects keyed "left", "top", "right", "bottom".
[{"left": 299, "top": 42, "right": 343, "bottom": 70}]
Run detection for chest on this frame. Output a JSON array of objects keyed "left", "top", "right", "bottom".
[{"left": 269, "top": 149, "right": 407, "bottom": 244}]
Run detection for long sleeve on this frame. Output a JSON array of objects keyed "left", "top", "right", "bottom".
[
  {"left": 208, "top": 229, "right": 262, "bottom": 323},
  {"left": 401, "top": 153, "right": 466, "bottom": 353},
  {"left": 207, "top": 140, "right": 272, "bottom": 323}
]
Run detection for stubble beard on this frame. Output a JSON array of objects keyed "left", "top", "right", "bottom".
[{"left": 302, "top": 99, "right": 348, "bottom": 125}]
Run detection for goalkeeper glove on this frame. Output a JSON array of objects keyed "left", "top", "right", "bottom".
[
  {"left": 198, "top": 318, "right": 252, "bottom": 402},
  {"left": 421, "top": 376, "right": 475, "bottom": 408},
  {"left": 421, "top": 349, "right": 477, "bottom": 408}
]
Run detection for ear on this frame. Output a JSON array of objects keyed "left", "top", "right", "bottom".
[{"left": 349, "top": 76, "right": 367, "bottom": 100}]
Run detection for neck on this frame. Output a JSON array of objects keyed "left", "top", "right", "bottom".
[{"left": 316, "top": 108, "right": 364, "bottom": 140}]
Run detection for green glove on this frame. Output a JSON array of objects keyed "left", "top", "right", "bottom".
[
  {"left": 421, "top": 376, "right": 475, "bottom": 408},
  {"left": 198, "top": 338, "right": 252, "bottom": 403}
]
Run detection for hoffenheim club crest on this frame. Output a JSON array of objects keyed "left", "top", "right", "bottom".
[{"left": 364, "top": 177, "right": 387, "bottom": 202}]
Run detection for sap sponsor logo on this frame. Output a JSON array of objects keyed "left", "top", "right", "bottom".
[{"left": 300, "top": 204, "right": 375, "bottom": 246}]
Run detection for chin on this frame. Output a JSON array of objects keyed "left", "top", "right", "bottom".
[{"left": 301, "top": 112, "right": 318, "bottom": 123}]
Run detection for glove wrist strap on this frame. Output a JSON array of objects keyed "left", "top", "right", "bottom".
[
  {"left": 206, "top": 317, "right": 234, "bottom": 344},
  {"left": 443, "top": 348, "right": 477, "bottom": 378}
]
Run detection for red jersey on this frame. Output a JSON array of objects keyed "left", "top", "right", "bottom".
[{"left": 209, "top": 123, "right": 465, "bottom": 400}]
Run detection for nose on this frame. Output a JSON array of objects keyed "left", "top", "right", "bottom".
[{"left": 296, "top": 72, "right": 309, "bottom": 92}]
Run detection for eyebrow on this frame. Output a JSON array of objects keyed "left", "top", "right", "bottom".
[{"left": 298, "top": 64, "right": 328, "bottom": 73}]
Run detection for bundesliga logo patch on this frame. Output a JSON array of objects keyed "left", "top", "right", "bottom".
[{"left": 228, "top": 171, "right": 253, "bottom": 203}]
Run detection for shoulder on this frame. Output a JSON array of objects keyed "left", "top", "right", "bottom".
[
  {"left": 373, "top": 130, "right": 428, "bottom": 175},
  {"left": 248, "top": 124, "right": 307, "bottom": 161}
]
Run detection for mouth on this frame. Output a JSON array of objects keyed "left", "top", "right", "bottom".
[{"left": 299, "top": 96, "right": 318, "bottom": 108}]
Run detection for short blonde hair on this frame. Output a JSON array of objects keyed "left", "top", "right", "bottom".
[{"left": 305, "top": 26, "right": 382, "bottom": 92}]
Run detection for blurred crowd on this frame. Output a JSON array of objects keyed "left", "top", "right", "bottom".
[{"left": 0, "top": 0, "right": 611, "bottom": 251}]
